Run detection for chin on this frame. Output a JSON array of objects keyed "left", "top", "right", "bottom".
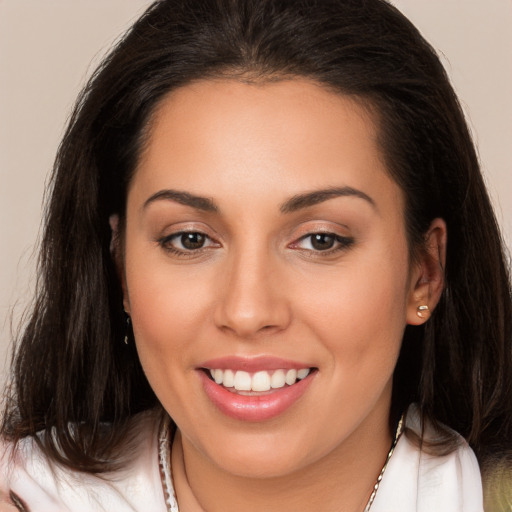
[{"left": 195, "top": 427, "right": 331, "bottom": 480}]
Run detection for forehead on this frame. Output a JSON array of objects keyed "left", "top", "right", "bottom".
[{"left": 131, "top": 78, "right": 402, "bottom": 216}]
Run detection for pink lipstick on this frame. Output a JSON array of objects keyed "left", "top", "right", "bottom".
[{"left": 198, "top": 357, "right": 316, "bottom": 421}]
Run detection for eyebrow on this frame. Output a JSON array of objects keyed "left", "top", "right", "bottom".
[
  {"left": 143, "top": 189, "right": 218, "bottom": 212},
  {"left": 280, "top": 186, "right": 376, "bottom": 213},
  {"left": 142, "top": 185, "right": 375, "bottom": 215}
]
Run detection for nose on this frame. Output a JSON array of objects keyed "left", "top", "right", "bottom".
[{"left": 213, "top": 248, "right": 291, "bottom": 339}]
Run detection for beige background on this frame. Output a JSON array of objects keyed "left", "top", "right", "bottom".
[{"left": 1, "top": 1, "right": 511, "bottom": 384}]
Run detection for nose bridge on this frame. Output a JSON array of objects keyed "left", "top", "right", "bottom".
[{"left": 214, "top": 241, "right": 290, "bottom": 337}]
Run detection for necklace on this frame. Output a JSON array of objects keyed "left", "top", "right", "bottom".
[
  {"left": 363, "top": 414, "right": 404, "bottom": 511},
  {"left": 158, "top": 415, "right": 179, "bottom": 512},
  {"left": 158, "top": 414, "right": 404, "bottom": 512}
]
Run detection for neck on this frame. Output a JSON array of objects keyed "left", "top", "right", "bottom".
[{"left": 171, "top": 406, "right": 394, "bottom": 512}]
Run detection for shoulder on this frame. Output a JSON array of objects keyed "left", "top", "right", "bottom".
[
  {"left": 0, "top": 409, "right": 166, "bottom": 512},
  {"left": 371, "top": 406, "right": 483, "bottom": 512}
]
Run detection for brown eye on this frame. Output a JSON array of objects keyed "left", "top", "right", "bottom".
[
  {"left": 180, "top": 232, "right": 206, "bottom": 250},
  {"left": 159, "top": 231, "right": 218, "bottom": 254},
  {"left": 291, "top": 232, "right": 354, "bottom": 254},
  {"left": 310, "top": 233, "right": 335, "bottom": 250}
]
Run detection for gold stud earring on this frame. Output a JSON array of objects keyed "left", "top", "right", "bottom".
[{"left": 416, "top": 305, "right": 429, "bottom": 318}]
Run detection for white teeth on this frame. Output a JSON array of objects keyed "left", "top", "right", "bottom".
[
  {"left": 270, "top": 369, "right": 286, "bottom": 389},
  {"left": 223, "top": 369, "right": 235, "bottom": 388},
  {"left": 213, "top": 369, "right": 223, "bottom": 384},
  {"left": 285, "top": 369, "right": 297, "bottom": 385},
  {"left": 207, "top": 367, "right": 311, "bottom": 391},
  {"left": 233, "top": 371, "right": 252, "bottom": 391},
  {"left": 297, "top": 368, "right": 310, "bottom": 380},
  {"left": 252, "top": 371, "right": 271, "bottom": 392}
]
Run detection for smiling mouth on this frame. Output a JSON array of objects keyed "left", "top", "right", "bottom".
[{"left": 204, "top": 368, "right": 315, "bottom": 394}]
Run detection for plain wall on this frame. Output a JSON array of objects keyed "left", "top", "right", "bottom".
[{"left": 1, "top": 0, "right": 511, "bottom": 384}]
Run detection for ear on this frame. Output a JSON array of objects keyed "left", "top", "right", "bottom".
[
  {"left": 406, "top": 218, "right": 447, "bottom": 325},
  {"left": 109, "top": 214, "right": 131, "bottom": 314}
]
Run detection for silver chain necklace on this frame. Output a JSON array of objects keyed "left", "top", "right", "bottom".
[{"left": 158, "top": 414, "right": 404, "bottom": 512}]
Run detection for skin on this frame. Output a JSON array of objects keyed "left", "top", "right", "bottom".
[{"left": 118, "top": 79, "right": 446, "bottom": 512}]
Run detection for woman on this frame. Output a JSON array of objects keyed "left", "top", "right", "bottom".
[{"left": 1, "top": 0, "right": 511, "bottom": 510}]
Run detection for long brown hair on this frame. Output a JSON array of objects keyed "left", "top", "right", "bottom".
[{"left": 3, "top": 0, "right": 511, "bottom": 495}]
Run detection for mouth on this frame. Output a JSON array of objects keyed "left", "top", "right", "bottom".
[
  {"left": 198, "top": 360, "right": 317, "bottom": 421},
  {"left": 204, "top": 367, "right": 313, "bottom": 395}
]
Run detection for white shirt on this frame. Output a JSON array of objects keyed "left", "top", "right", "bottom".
[
  {"left": 0, "top": 409, "right": 483, "bottom": 511},
  {"left": 371, "top": 410, "right": 483, "bottom": 511}
]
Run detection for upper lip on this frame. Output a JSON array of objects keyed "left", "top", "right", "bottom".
[{"left": 198, "top": 356, "right": 314, "bottom": 372}]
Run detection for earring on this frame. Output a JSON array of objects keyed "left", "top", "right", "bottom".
[
  {"left": 124, "top": 312, "right": 131, "bottom": 345},
  {"left": 416, "top": 305, "right": 429, "bottom": 319}
]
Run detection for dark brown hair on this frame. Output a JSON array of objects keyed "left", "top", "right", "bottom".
[{"left": 3, "top": 0, "right": 511, "bottom": 496}]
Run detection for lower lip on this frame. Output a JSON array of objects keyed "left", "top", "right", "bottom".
[{"left": 199, "top": 370, "right": 315, "bottom": 421}]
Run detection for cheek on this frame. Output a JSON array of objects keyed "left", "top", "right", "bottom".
[
  {"left": 124, "top": 258, "right": 214, "bottom": 417},
  {"left": 123, "top": 247, "right": 213, "bottom": 372},
  {"left": 296, "top": 245, "right": 410, "bottom": 372}
]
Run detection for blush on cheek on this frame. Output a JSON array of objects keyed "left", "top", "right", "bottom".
[
  {"left": 130, "top": 290, "right": 205, "bottom": 361},
  {"left": 309, "top": 272, "right": 407, "bottom": 375}
]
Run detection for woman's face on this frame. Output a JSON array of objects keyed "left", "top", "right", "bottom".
[{"left": 122, "top": 79, "right": 429, "bottom": 478}]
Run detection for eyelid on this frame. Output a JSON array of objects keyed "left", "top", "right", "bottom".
[
  {"left": 166, "top": 231, "right": 217, "bottom": 247},
  {"left": 290, "top": 232, "right": 354, "bottom": 251},
  {"left": 155, "top": 221, "right": 219, "bottom": 242},
  {"left": 287, "top": 221, "right": 355, "bottom": 255},
  {"left": 156, "top": 226, "right": 222, "bottom": 257}
]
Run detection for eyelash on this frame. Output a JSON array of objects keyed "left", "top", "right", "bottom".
[
  {"left": 291, "top": 232, "right": 354, "bottom": 255},
  {"left": 158, "top": 231, "right": 219, "bottom": 257},
  {"left": 158, "top": 230, "right": 354, "bottom": 258}
]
